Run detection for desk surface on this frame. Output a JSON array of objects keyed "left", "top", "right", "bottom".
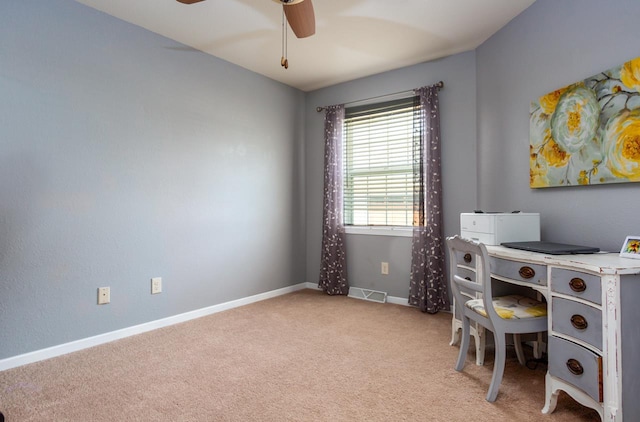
[{"left": 485, "top": 245, "right": 640, "bottom": 275}]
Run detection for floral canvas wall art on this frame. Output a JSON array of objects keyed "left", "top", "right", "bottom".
[{"left": 530, "top": 57, "right": 640, "bottom": 188}]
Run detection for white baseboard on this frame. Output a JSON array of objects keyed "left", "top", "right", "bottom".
[
  {"left": 0, "top": 282, "right": 309, "bottom": 372},
  {"left": 304, "top": 282, "right": 322, "bottom": 290}
]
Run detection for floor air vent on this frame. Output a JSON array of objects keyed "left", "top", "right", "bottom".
[{"left": 348, "top": 287, "right": 387, "bottom": 304}]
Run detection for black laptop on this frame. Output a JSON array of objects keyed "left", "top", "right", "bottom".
[{"left": 501, "top": 241, "right": 600, "bottom": 255}]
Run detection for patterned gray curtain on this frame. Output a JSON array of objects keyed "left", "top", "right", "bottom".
[
  {"left": 408, "top": 85, "right": 449, "bottom": 313},
  {"left": 318, "top": 105, "right": 349, "bottom": 295}
]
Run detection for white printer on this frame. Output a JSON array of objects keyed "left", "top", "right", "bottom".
[{"left": 460, "top": 212, "right": 540, "bottom": 246}]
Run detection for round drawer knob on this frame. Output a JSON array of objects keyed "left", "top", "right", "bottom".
[
  {"left": 519, "top": 266, "right": 535, "bottom": 279},
  {"left": 570, "top": 314, "right": 588, "bottom": 330},
  {"left": 569, "top": 277, "right": 587, "bottom": 292},
  {"left": 463, "top": 253, "right": 472, "bottom": 263},
  {"left": 566, "top": 358, "right": 584, "bottom": 375}
]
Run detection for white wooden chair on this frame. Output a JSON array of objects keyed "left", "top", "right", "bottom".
[{"left": 446, "top": 235, "right": 548, "bottom": 402}]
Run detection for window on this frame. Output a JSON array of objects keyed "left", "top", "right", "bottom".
[{"left": 343, "top": 96, "right": 420, "bottom": 228}]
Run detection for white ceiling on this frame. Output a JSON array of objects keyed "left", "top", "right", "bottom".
[{"left": 74, "top": 0, "right": 536, "bottom": 92}]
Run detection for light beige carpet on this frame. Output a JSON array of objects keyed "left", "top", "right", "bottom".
[{"left": 0, "top": 289, "right": 600, "bottom": 421}]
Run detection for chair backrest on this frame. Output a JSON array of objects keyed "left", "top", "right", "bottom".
[{"left": 446, "top": 236, "right": 499, "bottom": 325}]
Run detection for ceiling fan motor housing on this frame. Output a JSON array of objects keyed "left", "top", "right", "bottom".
[{"left": 274, "top": 0, "right": 305, "bottom": 5}]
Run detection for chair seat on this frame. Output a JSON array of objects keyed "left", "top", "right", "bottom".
[{"left": 465, "top": 295, "right": 547, "bottom": 320}]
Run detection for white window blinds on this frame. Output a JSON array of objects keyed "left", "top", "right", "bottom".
[{"left": 343, "top": 96, "right": 420, "bottom": 226}]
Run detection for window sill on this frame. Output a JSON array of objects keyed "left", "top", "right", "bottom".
[{"left": 344, "top": 226, "right": 413, "bottom": 238}]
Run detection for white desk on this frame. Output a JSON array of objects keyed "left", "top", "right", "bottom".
[{"left": 483, "top": 245, "right": 640, "bottom": 421}]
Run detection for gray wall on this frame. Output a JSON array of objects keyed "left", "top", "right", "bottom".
[
  {"left": 305, "top": 52, "right": 478, "bottom": 299},
  {"left": 5, "top": 0, "right": 636, "bottom": 362},
  {"left": 476, "top": 0, "right": 640, "bottom": 252},
  {"left": 0, "top": 0, "right": 305, "bottom": 359}
]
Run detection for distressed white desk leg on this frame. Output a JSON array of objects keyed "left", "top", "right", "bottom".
[
  {"left": 542, "top": 374, "right": 604, "bottom": 420},
  {"left": 474, "top": 325, "right": 485, "bottom": 366},
  {"left": 533, "top": 332, "right": 544, "bottom": 359},
  {"left": 602, "top": 276, "right": 620, "bottom": 421},
  {"left": 542, "top": 372, "right": 559, "bottom": 415},
  {"left": 513, "top": 333, "right": 526, "bottom": 366},
  {"left": 533, "top": 291, "right": 545, "bottom": 359}
]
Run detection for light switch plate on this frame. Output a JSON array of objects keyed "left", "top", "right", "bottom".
[
  {"left": 151, "top": 277, "right": 162, "bottom": 294},
  {"left": 381, "top": 262, "right": 389, "bottom": 275}
]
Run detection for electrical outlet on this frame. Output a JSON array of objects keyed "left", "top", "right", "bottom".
[
  {"left": 98, "top": 287, "right": 110, "bottom": 305},
  {"left": 381, "top": 262, "right": 389, "bottom": 275},
  {"left": 151, "top": 277, "right": 162, "bottom": 294}
]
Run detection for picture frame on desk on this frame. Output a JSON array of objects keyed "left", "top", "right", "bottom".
[{"left": 619, "top": 236, "right": 640, "bottom": 259}]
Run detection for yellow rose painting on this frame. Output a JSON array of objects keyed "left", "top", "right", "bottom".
[
  {"left": 604, "top": 109, "right": 640, "bottom": 180},
  {"left": 621, "top": 57, "right": 640, "bottom": 93},
  {"left": 539, "top": 87, "right": 568, "bottom": 114},
  {"left": 530, "top": 56, "right": 640, "bottom": 187}
]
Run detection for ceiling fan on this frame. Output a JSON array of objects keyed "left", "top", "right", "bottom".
[{"left": 176, "top": 0, "right": 316, "bottom": 69}]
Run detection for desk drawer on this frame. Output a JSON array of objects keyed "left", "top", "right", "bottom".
[
  {"left": 548, "top": 336, "right": 602, "bottom": 402},
  {"left": 551, "top": 268, "right": 602, "bottom": 305},
  {"left": 552, "top": 298, "right": 602, "bottom": 350},
  {"left": 490, "top": 257, "right": 547, "bottom": 286}
]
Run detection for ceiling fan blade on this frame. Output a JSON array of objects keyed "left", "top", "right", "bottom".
[
  {"left": 176, "top": 0, "right": 205, "bottom": 4},
  {"left": 284, "top": 0, "right": 315, "bottom": 38}
]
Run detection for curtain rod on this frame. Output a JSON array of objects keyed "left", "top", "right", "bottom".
[{"left": 316, "top": 80, "right": 444, "bottom": 112}]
